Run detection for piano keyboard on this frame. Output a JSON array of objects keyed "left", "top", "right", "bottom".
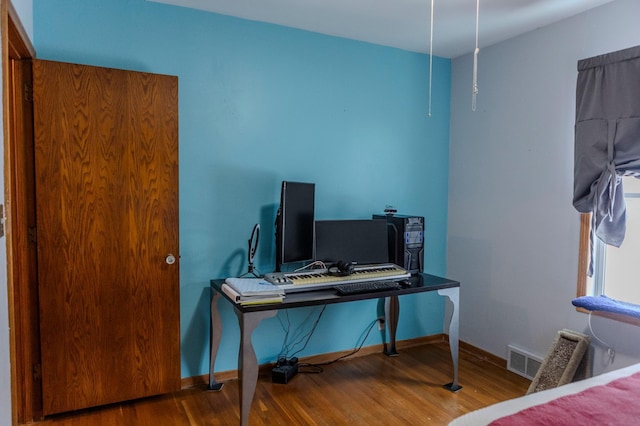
[{"left": 264, "top": 263, "right": 410, "bottom": 293}]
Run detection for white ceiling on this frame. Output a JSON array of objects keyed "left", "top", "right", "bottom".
[{"left": 149, "top": 0, "right": 615, "bottom": 58}]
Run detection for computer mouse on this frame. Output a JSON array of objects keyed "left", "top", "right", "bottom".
[{"left": 399, "top": 279, "right": 411, "bottom": 287}]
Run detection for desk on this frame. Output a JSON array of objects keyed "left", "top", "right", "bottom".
[{"left": 209, "top": 273, "right": 461, "bottom": 426}]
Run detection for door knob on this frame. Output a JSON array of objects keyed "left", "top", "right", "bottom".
[{"left": 165, "top": 254, "right": 176, "bottom": 265}]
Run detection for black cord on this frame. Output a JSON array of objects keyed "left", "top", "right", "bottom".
[
  {"left": 298, "top": 364, "right": 324, "bottom": 374},
  {"left": 277, "top": 305, "right": 326, "bottom": 361},
  {"left": 289, "top": 305, "right": 326, "bottom": 359},
  {"left": 279, "top": 307, "right": 319, "bottom": 356},
  {"left": 298, "top": 318, "right": 379, "bottom": 374},
  {"left": 278, "top": 307, "right": 322, "bottom": 356},
  {"left": 277, "top": 310, "right": 292, "bottom": 357}
]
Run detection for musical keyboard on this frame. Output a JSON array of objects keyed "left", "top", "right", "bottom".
[{"left": 264, "top": 263, "right": 410, "bottom": 293}]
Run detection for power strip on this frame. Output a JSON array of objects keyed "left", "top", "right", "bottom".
[{"left": 272, "top": 357, "right": 298, "bottom": 384}]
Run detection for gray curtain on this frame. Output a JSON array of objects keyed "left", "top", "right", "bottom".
[{"left": 573, "top": 45, "right": 640, "bottom": 262}]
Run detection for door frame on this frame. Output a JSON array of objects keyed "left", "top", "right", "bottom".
[{"left": 2, "top": 0, "right": 39, "bottom": 423}]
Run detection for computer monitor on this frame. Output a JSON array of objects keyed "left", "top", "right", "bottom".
[
  {"left": 314, "top": 219, "right": 389, "bottom": 266},
  {"left": 275, "top": 181, "right": 315, "bottom": 272}
]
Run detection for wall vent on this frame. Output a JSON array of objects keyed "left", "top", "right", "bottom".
[{"left": 507, "top": 345, "right": 542, "bottom": 380}]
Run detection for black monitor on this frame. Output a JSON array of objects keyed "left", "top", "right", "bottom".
[
  {"left": 275, "top": 181, "right": 315, "bottom": 272},
  {"left": 314, "top": 219, "right": 389, "bottom": 266}
]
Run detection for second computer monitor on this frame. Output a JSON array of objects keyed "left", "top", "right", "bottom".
[{"left": 314, "top": 219, "right": 389, "bottom": 266}]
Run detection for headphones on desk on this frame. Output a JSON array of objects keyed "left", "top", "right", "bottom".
[{"left": 328, "top": 260, "right": 355, "bottom": 276}]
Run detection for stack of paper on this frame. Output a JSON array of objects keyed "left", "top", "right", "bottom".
[{"left": 222, "top": 277, "right": 285, "bottom": 305}]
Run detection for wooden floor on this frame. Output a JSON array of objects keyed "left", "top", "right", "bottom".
[{"left": 29, "top": 343, "right": 530, "bottom": 425}]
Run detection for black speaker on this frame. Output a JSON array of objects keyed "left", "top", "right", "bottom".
[{"left": 373, "top": 214, "right": 424, "bottom": 274}]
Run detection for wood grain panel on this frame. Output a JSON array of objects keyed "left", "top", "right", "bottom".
[
  {"left": 7, "top": 57, "right": 41, "bottom": 422},
  {"left": 33, "top": 59, "right": 179, "bottom": 415},
  {"left": 4, "top": 1, "right": 38, "bottom": 422}
]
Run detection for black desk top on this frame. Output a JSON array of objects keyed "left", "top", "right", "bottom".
[{"left": 211, "top": 273, "right": 459, "bottom": 313}]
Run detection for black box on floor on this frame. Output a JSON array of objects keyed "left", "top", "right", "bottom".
[
  {"left": 372, "top": 214, "right": 424, "bottom": 274},
  {"left": 272, "top": 362, "right": 298, "bottom": 384}
]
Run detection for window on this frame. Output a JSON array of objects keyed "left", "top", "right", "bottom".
[
  {"left": 573, "top": 45, "right": 640, "bottom": 324},
  {"left": 577, "top": 176, "right": 640, "bottom": 307}
]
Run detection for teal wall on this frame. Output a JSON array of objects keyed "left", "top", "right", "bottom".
[{"left": 34, "top": 0, "right": 451, "bottom": 379}]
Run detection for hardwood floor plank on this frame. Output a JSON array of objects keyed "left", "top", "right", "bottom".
[{"left": 29, "top": 343, "right": 529, "bottom": 425}]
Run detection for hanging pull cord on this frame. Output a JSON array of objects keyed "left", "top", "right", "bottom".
[
  {"left": 472, "top": 0, "right": 480, "bottom": 111},
  {"left": 428, "top": 0, "right": 434, "bottom": 117},
  {"left": 472, "top": 47, "right": 479, "bottom": 111}
]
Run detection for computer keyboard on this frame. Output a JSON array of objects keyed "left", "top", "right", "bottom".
[{"left": 334, "top": 280, "right": 401, "bottom": 295}]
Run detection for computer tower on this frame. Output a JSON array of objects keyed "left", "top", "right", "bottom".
[{"left": 373, "top": 214, "right": 424, "bottom": 274}]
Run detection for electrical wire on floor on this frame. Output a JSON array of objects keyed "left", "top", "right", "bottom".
[
  {"left": 588, "top": 311, "right": 616, "bottom": 362},
  {"left": 298, "top": 317, "right": 380, "bottom": 375}
]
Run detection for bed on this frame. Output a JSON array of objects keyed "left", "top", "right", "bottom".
[{"left": 449, "top": 362, "right": 640, "bottom": 425}]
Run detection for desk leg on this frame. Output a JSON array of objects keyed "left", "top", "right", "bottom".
[
  {"left": 209, "top": 291, "right": 224, "bottom": 391},
  {"left": 438, "top": 287, "right": 462, "bottom": 392},
  {"left": 384, "top": 296, "right": 400, "bottom": 356},
  {"left": 235, "top": 309, "right": 277, "bottom": 426}
]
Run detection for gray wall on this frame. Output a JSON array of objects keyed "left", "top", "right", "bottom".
[{"left": 449, "top": 0, "right": 640, "bottom": 376}]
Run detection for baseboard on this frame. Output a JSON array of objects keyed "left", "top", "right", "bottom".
[
  {"left": 182, "top": 335, "right": 512, "bottom": 389},
  {"left": 181, "top": 333, "right": 448, "bottom": 389},
  {"left": 458, "top": 340, "right": 508, "bottom": 369}
]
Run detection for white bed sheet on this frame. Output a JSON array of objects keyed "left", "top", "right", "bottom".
[{"left": 449, "top": 362, "right": 640, "bottom": 426}]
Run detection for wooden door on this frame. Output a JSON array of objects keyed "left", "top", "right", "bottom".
[{"left": 32, "top": 59, "right": 180, "bottom": 415}]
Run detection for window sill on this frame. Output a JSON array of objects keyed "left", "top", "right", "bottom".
[{"left": 574, "top": 296, "right": 640, "bottom": 327}]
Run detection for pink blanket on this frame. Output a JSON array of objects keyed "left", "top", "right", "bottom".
[{"left": 490, "top": 372, "right": 640, "bottom": 425}]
